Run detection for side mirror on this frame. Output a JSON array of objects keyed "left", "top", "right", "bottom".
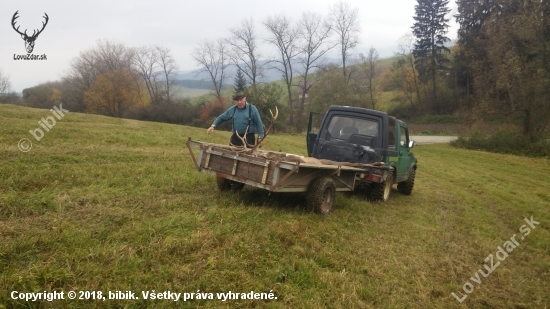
[{"left": 409, "top": 140, "right": 415, "bottom": 148}]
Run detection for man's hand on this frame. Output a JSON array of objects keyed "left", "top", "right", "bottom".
[{"left": 206, "top": 126, "right": 215, "bottom": 134}]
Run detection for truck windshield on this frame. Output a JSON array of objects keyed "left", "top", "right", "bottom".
[{"left": 327, "top": 115, "right": 379, "bottom": 140}]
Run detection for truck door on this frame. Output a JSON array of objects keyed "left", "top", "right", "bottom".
[
  {"left": 307, "top": 112, "right": 323, "bottom": 157},
  {"left": 396, "top": 124, "right": 415, "bottom": 182}
]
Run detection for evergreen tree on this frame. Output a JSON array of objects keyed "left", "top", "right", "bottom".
[
  {"left": 411, "top": 0, "right": 451, "bottom": 106},
  {"left": 233, "top": 69, "right": 247, "bottom": 93},
  {"left": 454, "top": 0, "right": 497, "bottom": 105},
  {"left": 455, "top": 0, "right": 496, "bottom": 48}
]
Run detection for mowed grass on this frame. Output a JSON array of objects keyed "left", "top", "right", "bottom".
[
  {"left": 170, "top": 86, "right": 212, "bottom": 99},
  {"left": 0, "top": 104, "right": 549, "bottom": 309}
]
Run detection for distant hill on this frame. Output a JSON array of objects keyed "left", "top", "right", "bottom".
[
  {"left": 172, "top": 79, "right": 230, "bottom": 90},
  {"left": 170, "top": 85, "right": 212, "bottom": 99},
  {"left": 173, "top": 58, "right": 342, "bottom": 87},
  {"left": 172, "top": 55, "right": 401, "bottom": 98},
  {"left": 174, "top": 61, "right": 284, "bottom": 85}
]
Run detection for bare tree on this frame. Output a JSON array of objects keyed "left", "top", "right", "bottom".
[
  {"left": 329, "top": 0, "right": 360, "bottom": 82},
  {"left": 66, "top": 49, "right": 99, "bottom": 91},
  {"left": 226, "top": 19, "right": 263, "bottom": 89},
  {"left": 132, "top": 46, "right": 162, "bottom": 105},
  {"left": 295, "top": 12, "right": 335, "bottom": 130},
  {"left": 132, "top": 46, "right": 178, "bottom": 105},
  {"left": 192, "top": 39, "right": 229, "bottom": 103},
  {"left": 0, "top": 69, "right": 12, "bottom": 94},
  {"left": 156, "top": 46, "right": 178, "bottom": 103},
  {"left": 360, "top": 47, "right": 379, "bottom": 110},
  {"left": 65, "top": 40, "right": 133, "bottom": 86},
  {"left": 396, "top": 33, "right": 423, "bottom": 111},
  {"left": 92, "top": 39, "right": 134, "bottom": 74},
  {"left": 63, "top": 51, "right": 99, "bottom": 112},
  {"left": 263, "top": 14, "right": 299, "bottom": 124}
]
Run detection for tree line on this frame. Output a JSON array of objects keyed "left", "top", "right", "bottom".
[
  {"left": 2, "top": 0, "right": 548, "bottom": 137},
  {"left": 455, "top": 0, "right": 550, "bottom": 137},
  {"left": 192, "top": 0, "right": 366, "bottom": 132},
  {"left": 383, "top": 0, "right": 549, "bottom": 137}
]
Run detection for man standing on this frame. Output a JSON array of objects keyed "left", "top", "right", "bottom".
[{"left": 206, "top": 92, "right": 264, "bottom": 147}]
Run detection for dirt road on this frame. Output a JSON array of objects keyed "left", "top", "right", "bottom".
[{"left": 410, "top": 135, "right": 458, "bottom": 145}]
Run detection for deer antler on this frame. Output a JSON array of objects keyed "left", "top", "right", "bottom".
[
  {"left": 11, "top": 11, "right": 49, "bottom": 39},
  {"left": 256, "top": 106, "right": 278, "bottom": 147},
  {"left": 228, "top": 106, "right": 279, "bottom": 154},
  {"left": 33, "top": 13, "right": 49, "bottom": 38},
  {"left": 229, "top": 126, "right": 253, "bottom": 152},
  {"left": 11, "top": 11, "right": 25, "bottom": 37}
]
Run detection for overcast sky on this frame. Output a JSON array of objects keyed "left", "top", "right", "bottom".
[{"left": 0, "top": 0, "right": 458, "bottom": 93}]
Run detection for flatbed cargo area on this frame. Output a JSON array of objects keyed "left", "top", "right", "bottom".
[{"left": 186, "top": 137, "right": 393, "bottom": 214}]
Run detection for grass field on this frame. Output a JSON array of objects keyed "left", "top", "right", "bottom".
[
  {"left": 170, "top": 86, "right": 212, "bottom": 99},
  {"left": 0, "top": 104, "right": 549, "bottom": 309}
]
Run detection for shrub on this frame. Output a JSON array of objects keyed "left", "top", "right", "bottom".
[
  {"left": 451, "top": 131, "right": 550, "bottom": 158},
  {"left": 414, "top": 114, "right": 457, "bottom": 124},
  {"left": 387, "top": 104, "right": 419, "bottom": 120},
  {"left": 124, "top": 101, "right": 201, "bottom": 125}
]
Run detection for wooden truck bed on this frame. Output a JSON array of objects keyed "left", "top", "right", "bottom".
[{"left": 186, "top": 138, "right": 392, "bottom": 193}]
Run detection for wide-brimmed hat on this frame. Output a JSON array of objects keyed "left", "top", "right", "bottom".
[{"left": 232, "top": 92, "right": 246, "bottom": 101}]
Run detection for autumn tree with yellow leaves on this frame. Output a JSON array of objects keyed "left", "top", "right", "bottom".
[{"left": 84, "top": 70, "right": 149, "bottom": 117}]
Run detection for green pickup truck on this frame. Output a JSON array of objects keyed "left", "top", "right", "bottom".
[
  {"left": 307, "top": 106, "right": 418, "bottom": 202},
  {"left": 187, "top": 106, "right": 417, "bottom": 215}
]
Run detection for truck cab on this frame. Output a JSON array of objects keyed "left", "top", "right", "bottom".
[{"left": 307, "top": 106, "right": 417, "bottom": 196}]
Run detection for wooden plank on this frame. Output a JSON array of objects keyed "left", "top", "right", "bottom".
[
  {"left": 205, "top": 149, "right": 269, "bottom": 167},
  {"left": 232, "top": 159, "right": 238, "bottom": 175},
  {"left": 261, "top": 162, "right": 269, "bottom": 184},
  {"left": 186, "top": 137, "right": 200, "bottom": 171},
  {"left": 204, "top": 154, "right": 267, "bottom": 184}
]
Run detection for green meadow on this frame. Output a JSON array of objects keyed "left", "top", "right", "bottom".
[{"left": 0, "top": 104, "right": 549, "bottom": 308}]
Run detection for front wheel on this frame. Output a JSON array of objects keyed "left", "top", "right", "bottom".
[
  {"left": 307, "top": 176, "right": 336, "bottom": 215},
  {"left": 397, "top": 168, "right": 416, "bottom": 195},
  {"left": 368, "top": 175, "right": 392, "bottom": 202}
]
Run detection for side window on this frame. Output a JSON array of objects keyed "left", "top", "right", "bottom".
[
  {"left": 388, "top": 131, "right": 396, "bottom": 148},
  {"left": 400, "top": 127, "right": 409, "bottom": 147},
  {"left": 309, "top": 112, "right": 323, "bottom": 134},
  {"left": 327, "top": 116, "right": 344, "bottom": 138},
  {"left": 388, "top": 118, "right": 396, "bottom": 149}
]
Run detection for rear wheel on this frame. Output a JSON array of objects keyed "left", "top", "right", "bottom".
[
  {"left": 216, "top": 176, "right": 231, "bottom": 191},
  {"left": 307, "top": 176, "right": 336, "bottom": 215},
  {"left": 368, "top": 175, "right": 392, "bottom": 202},
  {"left": 216, "top": 177, "right": 244, "bottom": 191},
  {"left": 397, "top": 168, "right": 416, "bottom": 195},
  {"left": 231, "top": 182, "right": 245, "bottom": 191}
]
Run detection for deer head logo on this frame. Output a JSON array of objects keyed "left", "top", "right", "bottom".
[{"left": 11, "top": 10, "right": 49, "bottom": 54}]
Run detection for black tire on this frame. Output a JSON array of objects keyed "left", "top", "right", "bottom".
[
  {"left": 397, "top": 168, "right": 416, "bottom": 195},
  {"left": 216, "top": 176, "right": 232, "bottom": 191},
  {"left": 368, "top": 175, "right": 392, "bottom": 202},
  {"left": 216, "top": 177, "right": 245, "bottom": 192},
  {"left": 307, "top": 176, "right": 336, "bottom": 215},
  {"left": 231, "top": 182, "right": 245, "bottom": 191}
]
